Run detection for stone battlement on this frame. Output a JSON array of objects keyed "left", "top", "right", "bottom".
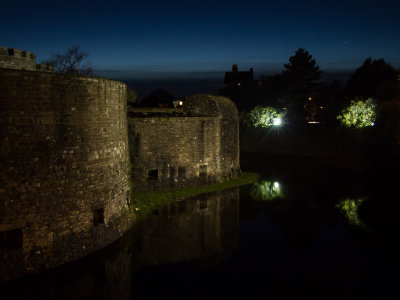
[{"left": 0, "top": 47, "right": 53, "bottom": 72}]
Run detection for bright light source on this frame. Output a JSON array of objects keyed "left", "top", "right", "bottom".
[
  {"left": 273, "top": 118, "right": 282, "bottom": 126},
  {"left": 308, "top": 97, "right": 312, "bottom": 101},
  {"left": 179, "top": 101, "right": 183, "bottom": 106},
  {"left": 273, "top": 182, "right": 279, "bottom": 189},
  {"left": 246, "top": 106, "right": 285, "bottom": 128}
]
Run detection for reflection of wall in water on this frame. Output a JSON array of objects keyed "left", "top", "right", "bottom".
[
  {"left": 133, "top": 188, "right": 239, "bottom": 267},
  {"left": 0, "top": 232, "right": 132, "bottom": 300}
]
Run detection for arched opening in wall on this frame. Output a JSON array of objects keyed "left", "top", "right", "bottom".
[
  {"left": 0, "top": 228, "right": 23, "bottom": 249},
  {"left": 7, "top": 49, "right": 14, "bottom": 56},
  {"left": 199, "top": 165, "right": 207, "bottom": 176},
  {"left": 93, "top": 208, "right": 105, "bottom": 226},
  {"left": 148, "top": 169, "right": 158, "bottom": 180}
]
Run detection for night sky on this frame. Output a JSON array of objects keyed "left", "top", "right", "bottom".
[{"left": 1, "top": 0, "right": 400, "bottom": 80}]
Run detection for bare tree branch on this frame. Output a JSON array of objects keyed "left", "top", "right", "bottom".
[{"left": 42, "top": 45, "right": 93, "bottom": 76}]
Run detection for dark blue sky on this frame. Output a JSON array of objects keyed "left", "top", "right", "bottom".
[{"left": 1, "top": 0, "right": 400, "bottom": 79}]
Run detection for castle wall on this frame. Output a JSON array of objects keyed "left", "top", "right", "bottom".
[
  {"left": 128, "top": 95, "right": 240, "bottom": 191},
  {"left": 0, "top": 47, "right": 53, "bottom": 72},
  {"left": 0, "top": 69, "right": 132, "bottom": 280}
]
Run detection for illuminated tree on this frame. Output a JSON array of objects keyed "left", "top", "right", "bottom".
[
  {"left": 250, "top": 181, "right": 282, "bottom": 201},
  {"left": 246, "top": 106, "right": 285, "bottom": 128},
  {"left": 42, "top": 45, "right": 92, "bottom": 75},
  {"left": 336, "top": 198, "right": 367, "bottom": 229},
  {"left": 337, "top": 98, "right": 376, "bottom": 128}
]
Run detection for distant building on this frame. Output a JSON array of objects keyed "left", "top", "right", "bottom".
[{"left": 224, "top": 64, "right": 253, "bottom": 86}]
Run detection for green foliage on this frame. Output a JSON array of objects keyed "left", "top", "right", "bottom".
[
  {"left": 250, "top": 180, "right": 282, "bottom": 201},
  {"left": 336, "top": 198, "right": 368, "bottom": 229},
  {"left": 131, "top": 172, "right": 260, "bottom": 219},
  {"left": 337, "top": 98, "right": 376, "bottom": 128},
  {"left": 246, "top": 106, "right": 285, "bottom": 128},
  {"left": 126, "top": 88, "right": 136, "bottom": 105}
]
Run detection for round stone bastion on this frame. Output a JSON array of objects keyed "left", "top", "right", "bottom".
[
  {"left": 0, "top": 68, "right": 132, "bottom": 280},
  {"left": 128, "top": 94, "right": 240, "bottom": 191}
]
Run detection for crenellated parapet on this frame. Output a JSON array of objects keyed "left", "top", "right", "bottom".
[{"left": 0, "top": 47, "right": 53, "bottom": 72}]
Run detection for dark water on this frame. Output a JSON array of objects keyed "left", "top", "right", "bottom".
[{"left": 1, "top": 158, "right": 399, "bottom": 300}]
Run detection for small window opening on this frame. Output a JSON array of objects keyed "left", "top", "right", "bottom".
[
  {"left": 7, "top": 49, "right": 14, "bottom": 56},
  {"left": 93, "top": 208, "right": 104, "bottom": 226},
  {"left": 200, "top": 198, "right": 207, "bottom": 210},
  {"left": 0, "top": 228, "right": 23, "bottom": 249},
  {"left": 178, "top": 167, "right": 186, "bottom": 178},
  {"left": 148, "top": 169, "right": 158, "bottom": 180},
  {"left": 22, "top": 51, "right": 27, "bottom": 57},
  {"left": 199, "top": 165, "right": 207, "bottom": 176}
]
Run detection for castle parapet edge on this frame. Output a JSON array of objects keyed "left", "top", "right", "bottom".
[
  {"left": 0, "top": 49, "right": 131, "bottom": 280},
  {"left": 0, "top": 47, "right": 53, "bottom": 72}
]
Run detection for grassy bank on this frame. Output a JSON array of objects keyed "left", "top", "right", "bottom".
[{"left": 130, "top": 172, "right": 260, "bottom": 219}]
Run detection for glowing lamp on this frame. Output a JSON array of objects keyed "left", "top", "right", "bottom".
[{"left": 273, "top": 118, "right": 282, "bottom": 126}]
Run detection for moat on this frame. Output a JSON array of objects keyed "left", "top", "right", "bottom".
[{"left": 1, "top": 156, "right": 399, "bottom": 300}]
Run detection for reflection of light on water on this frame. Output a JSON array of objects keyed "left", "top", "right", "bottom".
[
  {"left": 250, "top": 180, "right": 282, "bottom": 201},
  {"left": 336, "top": 198, "right": 368, "bottom": 229}
]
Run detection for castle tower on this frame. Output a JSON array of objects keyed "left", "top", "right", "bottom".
[{"left": 0, "top": 48, "right": 131, "bottom": 280}]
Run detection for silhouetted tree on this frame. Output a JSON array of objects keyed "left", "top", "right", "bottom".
[
  {"left": 281, "top": 48, "right": 323, "bottom": 124},
  {"left": 42, "top": 45, "right": 93, "bottom": 75},
  {"left": 346, "top": 58, "right": 398, "bottom": 101},
  {"left": 141, "top": 89, "right": 174, "bottom": 107},
  {"left": 283, "top": 48, "right": 322, "bottom": 97}
]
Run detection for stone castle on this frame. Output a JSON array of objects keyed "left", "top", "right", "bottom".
[{"left": 0, "top": 48, "right": 239, "bottom": 280}]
